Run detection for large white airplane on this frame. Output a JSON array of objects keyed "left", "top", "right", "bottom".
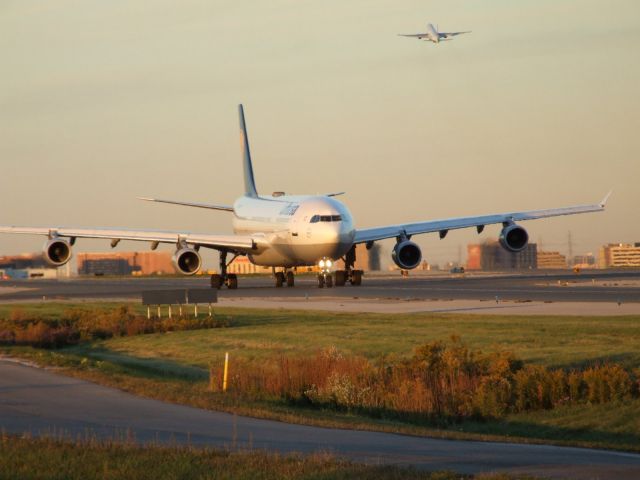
[
  {"left": 0, "top": 105, "right": 609, "bottom": 289},
  {"left": 399, "top": 23, "right": 470, "bottom": 44}
]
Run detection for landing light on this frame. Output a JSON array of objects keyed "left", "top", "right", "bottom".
[
  {"left": 326, "top": 260, "right": 332, "bottom": 267},
  {"left": 319, "top": 259, "right": 325, "bottom": 268}
]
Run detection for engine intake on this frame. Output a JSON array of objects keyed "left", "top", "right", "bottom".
[
  {"left": 172, "top": 248, "right": 202, "bottom": 275},
  {"left": 391, "top": 240, "right": 422, "bottom": 270},
  {"left": 43, "top": 239, "right": 72, "bottom": 267},
  {"left": 499, "top": 224, "right": 529, "bottom": 252}
]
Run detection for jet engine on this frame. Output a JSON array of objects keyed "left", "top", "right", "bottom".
[
  {"left": 391, "top": 240, "right": 422, "bottom": 270},
  {"left": 172, "top": 247, "right": 202, "bottom": 275},
  {"left": 43, "top": 238, "right": 72, "bottom": 267},
  {"left": 499, "top": 224, "right": 529, "bottom": 252}
]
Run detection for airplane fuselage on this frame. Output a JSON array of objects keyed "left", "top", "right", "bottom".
[
  {"left": 426, "top": 23, "right": 439, "bottom": 43},
  {"left": 233, "top": 195, "right": 355, "bottom": 267}
]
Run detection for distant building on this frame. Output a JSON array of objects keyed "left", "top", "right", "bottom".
[
  {"left": 0, "top": 253, "right": 60, "bottom": 278},
  {"left": 227, "top": 256, "right": 271, "bottom": 274},
  {"left": 572, "top": 253, "right": 596, "bottom": 269},
  {"left": 466, "top": 241, "right": 537, "bottom": 271},
  {"left": 537, "top": 251, "right": 567, "bottom": 269},
  {"left": 77, "top": 252, "right": 175, "bottom": 275},
  {"left": 0, "top": 253, "right": 49, "bottom": 270},
  {"left": 598, "top": 243, "right": 640, "bottom": 268}
]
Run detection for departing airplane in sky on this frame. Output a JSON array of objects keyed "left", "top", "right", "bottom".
[
  {"left": 399, "top": 23, "right": 471, "bottom": 44},
  {"left": 0, "top": 105, "right": 609, "bottom": 289}
]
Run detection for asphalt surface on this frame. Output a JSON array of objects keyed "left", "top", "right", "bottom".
[
  {"left": 2, "top": 360, "right": 640, "bottom": 479},
  {"left": 1, "top": 270, "right": 639, "bottom": 303}
]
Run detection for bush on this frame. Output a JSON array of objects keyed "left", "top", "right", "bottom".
[
  {"left": 0, "top": 305, "right": 231, "bottom": 349},
  {"left": 583, "top": 364, "right": 633, "bottom": 403},
  {"left": 213, "top": 338, "right": 639, "bottom": 423}
]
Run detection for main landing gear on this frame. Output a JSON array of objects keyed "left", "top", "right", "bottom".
[
  {"left": 331, "top": 245, "right": 363, "bottom": 287},
  {"left": 210, "top": 251, "right": 238, "bottom": 289},
  {"left": 273, "top": 268, "right": 295, "bottom": 288}
]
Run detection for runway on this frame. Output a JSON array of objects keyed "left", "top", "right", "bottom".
[
  {"left": 0, "top": 271, "right": 638, "bottom": 304},
  {"left": 2, "top": 360, "right": 639, "bottom": 479}
]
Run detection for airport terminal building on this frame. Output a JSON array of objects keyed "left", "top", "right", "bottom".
[{"left": 599, "top": 243, "right": 640, "bottom": 268}]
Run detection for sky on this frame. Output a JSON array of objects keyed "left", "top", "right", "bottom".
[{"left": 1, "top": 0, "right": 639, "bottom": 268}]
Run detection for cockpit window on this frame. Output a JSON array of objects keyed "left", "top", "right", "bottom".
[{"left": 310, "top": 214, "right": 342, "bottom": 223}]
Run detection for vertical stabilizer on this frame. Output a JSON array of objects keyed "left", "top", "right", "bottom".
[{"left": 238, "top": 104, "right": 258, "bottom": 198}]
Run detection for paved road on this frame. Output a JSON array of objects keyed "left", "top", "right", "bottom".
[
  {"left": 1, "top": 360, "right": 640, "bottom": 479},
  {"left": 1, "top": 271, "right": 639, "bottom": 303}
]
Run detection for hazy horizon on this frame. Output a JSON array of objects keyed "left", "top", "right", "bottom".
[{"left": 1, "top": 1, "right": 639, "bottom": 268}]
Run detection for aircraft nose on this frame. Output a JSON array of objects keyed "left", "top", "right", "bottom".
[
  {"left": 326, "top": 223, "right": 341, "bottom": 244},
  {"left": 338, "top": 221, "right": 355, "bottom": 244}
]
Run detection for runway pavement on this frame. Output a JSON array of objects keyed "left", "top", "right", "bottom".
[
  {"left": 2, "top": 359, "right": 640, "bottom": 479},
  {"left": 0, "top": 270, "right": 639, "bottom": 304}
]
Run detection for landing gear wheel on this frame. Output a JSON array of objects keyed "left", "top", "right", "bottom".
[
  {"left": 350, "top": 270, "right": 363, "bottom": 286},
  {"left": 226, "top": 274, "right": 238, "bottom": 290},
  {"left": 211, "top": 274, "right": 223, "bottom": 289},
  {"left": 317, "top": 274, "right": 325, "bottom": 288},
  {"left": 286, "top": 271, "right": 295, "bottom": 287},
  {"left": 325, "top": 274, "right": 333, "bottom": 288},
  {"left": 275, "top": 271, "right": 285, "bottom": 288},
  {"left": 334, "top": 270, "right": 346, "bottom": 287}
]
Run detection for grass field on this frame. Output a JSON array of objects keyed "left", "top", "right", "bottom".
[
  {"left": 4, "top": 435, "right": 534, "bottom": 480},
  {"left": 91, "top": 306, "right": 640, "bottom": 369},
  {"left": 2, "top": 303, "right": 639, "bottom": 452}
]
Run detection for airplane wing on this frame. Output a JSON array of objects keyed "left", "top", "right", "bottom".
[
  {"left": 138, "top": 197, "right": 234, "bottom": 212},
  {"left": 398, "top": 33, "right": 427, "bottom": 39},
  {"left": 0, "top": 225, "right": 258, "bottom": 252},
  {"left": 438, "top": 31, "right": 471, "bottom": 39},
  {"left": 353, "top": 193, "right": 610, "bottom": 245}
]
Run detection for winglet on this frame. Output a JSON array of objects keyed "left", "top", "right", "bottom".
[
  {"left": 600, "top": 191, "right": 613, "bottom": 208},
  {"left": 239, "top": 104, "right": 259, "bottom": 198}
]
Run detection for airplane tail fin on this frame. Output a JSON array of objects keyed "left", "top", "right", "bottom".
[{"left": 238, "top": 104, "right": 258, "bottom": 198}]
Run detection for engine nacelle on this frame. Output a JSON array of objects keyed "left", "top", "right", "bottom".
[
  {"left": 172, "top": 248, "right": 202, "bottom": 275},
  {"left": 43, "top": 239, "right": 72, "bottom": 267},
  {"left": 391, "top": 240, "right": 422, "bottom": 270},
  {"left": 499, "top": 224, "right": 529, "bottom": 252}
]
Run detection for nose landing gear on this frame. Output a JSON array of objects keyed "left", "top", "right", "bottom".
[
  {"left": 317, "top": 272, "right": 333, "bottom": 288},
  {"left": 317, "top": 257, "right": 334, "bottom": 288}
]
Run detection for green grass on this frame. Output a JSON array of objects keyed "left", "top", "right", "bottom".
[
  {"left": 4, "top": 435, "right": 527, "bottom": 480},
  {"left": 2, "top": 303, "right": 639, "bottom": 452},
  {"left": 87, "top": 306, "right": 640, "bottom": 369}
]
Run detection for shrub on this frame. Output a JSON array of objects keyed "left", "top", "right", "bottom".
[
  {"left": 213, "top": 339, "right": 639, "bottom": 423},
  {"left": 583, "top": 364, "right": 633, "bottom": 403},
  {"left": 0, "top": 305, "right": 231, "bottom": 349}
]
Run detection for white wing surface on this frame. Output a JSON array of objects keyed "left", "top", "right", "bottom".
[
  {"left": 0, "top": 225, "right": 257, "bottom": 252},
  {"left": 439, "top": 31, "right": 471, "bottom": 39},
  {"left": 354, "top": 194, "right": 610, "bottom": 244},
  {"left": 398, "top": 33, "right": 427, "bottom": 39}
]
